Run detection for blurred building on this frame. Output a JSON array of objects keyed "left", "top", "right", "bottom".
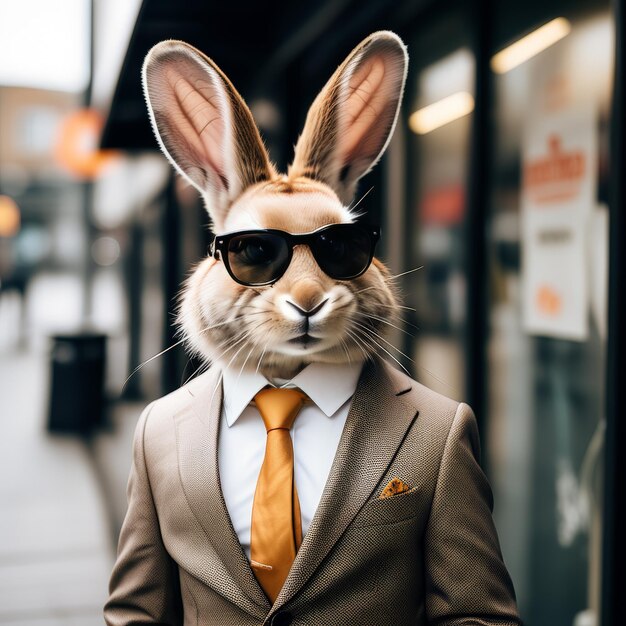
[{"left": 0, "top": 1, "right": 624, "bottom": 625}]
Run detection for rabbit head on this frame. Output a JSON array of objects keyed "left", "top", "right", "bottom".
[{"left": 143, "top": 32, "right": 408, "bottom": 380}]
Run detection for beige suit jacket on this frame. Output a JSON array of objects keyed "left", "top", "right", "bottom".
[{"left": 104, "top": 359, "right": 521, "bottom": 626}]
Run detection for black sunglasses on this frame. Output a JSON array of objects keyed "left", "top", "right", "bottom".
[{"left": 209, "top": 223, "right": 380, "bottom": 287}]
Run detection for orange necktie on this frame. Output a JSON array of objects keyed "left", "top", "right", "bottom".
[{"left": 250, "top": 387, "right": 307, "bottom": 603}]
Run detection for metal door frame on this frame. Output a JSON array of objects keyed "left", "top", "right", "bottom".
[{"left": 601, "top": 2, "right": 625, "bottom": 624}]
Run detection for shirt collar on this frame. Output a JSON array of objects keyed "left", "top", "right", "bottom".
[{"left": 221, "top": 361, "right": 363, "bottom": 427}]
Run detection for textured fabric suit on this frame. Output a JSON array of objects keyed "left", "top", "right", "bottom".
[{"left": 104, "top": 359, "right": 521, "bottom": 625}]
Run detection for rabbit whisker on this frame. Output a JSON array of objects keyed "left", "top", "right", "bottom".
[
  {"left": 211, "top": 318, "right": 273, "bottom": 368},
  {"left": 376, "top": 303, "right": 417, "bottom": 313},
  {"left": 234, "top": 344, "right": 256, "bottom": 391},
  {"left": 222, "top": 333, "right": 260, "bottom": 374},
  {"left": 182, "top": 359, "right": 210, "bottom": 387},
  {"left": 208, "top": 370, "right": 224, "bottom": 417},
  {"left": 206, "top": 329, "right": 254, "bottom": 366},
  {"left": 351, "top": 323, "right": 455, "bottom": 391},
  {"left": 351, "top": 320, "right": 414, "bottom": 364},
  {"left": 347, "top": 329, "right": 376, "bottom": 364},
  {"left": 385, "top": 266, "right": 424, "bottom": 281},
  {"left": 347, "top": 186, "right": 374, "bottom": 217},
  {"left": 350, "top": 325, "right": 411, "bottom": 376},
  {"left": 255, "top": 340, "right": 270, "bottom": 376},
  {"left": 338, "top": 336, "right": 352, "bottom": 365},
  {"left": 344, "top": 327, "right": 373, "bottom": 363},
  {"left": 124, "top": 316, "right": 235, "bottom": 392},
  {"left": 356, "top": 311, "right": 418, "bottom": 335},
  {"left": 411, "top": 363, "right": 457, "bottom": 392},
  {"left": 205, "top": 327, "right": 270, "bottom": 416},
  {"left": 122, "top": 334, "right": 192, "bottom": 391}
]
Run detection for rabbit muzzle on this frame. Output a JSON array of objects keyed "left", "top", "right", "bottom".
[{"left": 273, "top": 277, "right": 354, "bottom": 354}]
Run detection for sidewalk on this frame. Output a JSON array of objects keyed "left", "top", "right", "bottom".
[{"left": 0, "top": 350, "right": 114, "bottom": 626}]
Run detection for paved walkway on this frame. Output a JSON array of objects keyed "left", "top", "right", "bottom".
[{"left": 0, "top": 350, "right": 114, "bottom": 625}]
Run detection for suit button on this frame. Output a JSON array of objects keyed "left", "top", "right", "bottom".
[{"left": 271, "top": 611, "right": 293, "bottom": 626}]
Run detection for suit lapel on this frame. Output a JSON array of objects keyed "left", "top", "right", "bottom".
[
  {"left": 175, "top": 367, "right": 271, "bottom": 616},
  {"left": 273, "top": 359, "right": 419, "bottom": 610}
]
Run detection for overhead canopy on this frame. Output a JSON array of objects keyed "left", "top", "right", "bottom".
[{"left": 100, "top": 0, "right": 433, "bottom": 151}]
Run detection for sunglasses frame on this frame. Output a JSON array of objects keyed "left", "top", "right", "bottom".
[{"left": 209, "top": 223, "right": 381, "bottom": 287}]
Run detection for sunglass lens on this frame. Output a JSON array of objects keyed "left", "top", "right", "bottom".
[
  {"left": 227, "top": 233, "right": 289, "bottom": 285},
  {"left": 313, "top": 225, "right": 373, "bottom": 279}
]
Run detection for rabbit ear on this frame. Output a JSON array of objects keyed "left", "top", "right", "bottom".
[
  {"left": 290, "top": 31, "right": 408, "bottom": 205},
  {"left": 142, "top": 40, "right": 273, "bottom": 229}
]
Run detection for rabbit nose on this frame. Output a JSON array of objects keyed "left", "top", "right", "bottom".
[
  {"left": 286, "top": 298, "right": 328, "bottom": 318},
  {"left": 287, "top": 279, "right": 327, "bottom": 315}
]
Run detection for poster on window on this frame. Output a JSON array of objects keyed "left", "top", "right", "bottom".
[{"left": 521, "top": 105, "right": 596, "bottom": 341}]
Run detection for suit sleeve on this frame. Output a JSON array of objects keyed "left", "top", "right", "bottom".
[
  {"left": 104, "top": 403, "right": 183, "bottom": 626},
  {"left": 424, "top": 402, "right": 522, "bottom": 626}
]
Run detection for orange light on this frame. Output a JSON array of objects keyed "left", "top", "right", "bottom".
[
  {"left": 409, "top": 92, "right": 475, "bottom": 135},
  {"left": 0, "top": 195, "right": 21, "bottom": 238},
  {"left": 537, "top": 285, "right": 562, "bottom": 316},
  {"left": 491, "top": 18, "right": 571, "bottom": 74},
  {"left": 54, "top": 109, "right": 118, "bottom": 179},
  {"left": 420, "top": 185, "right": 465, "bottom": 225}
]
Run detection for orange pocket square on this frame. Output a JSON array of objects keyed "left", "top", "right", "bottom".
[{"left": 379, "top": 477, "right": 412, "bottom": 499}]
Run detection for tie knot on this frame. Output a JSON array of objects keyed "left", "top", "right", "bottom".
[{"left": 254, "top": 387, "right": 308, "bottom": 432}]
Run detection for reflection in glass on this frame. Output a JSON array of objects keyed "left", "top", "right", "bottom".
[
  {"left": 406, "top": 36, "right": 474, "bottom": 399},
  {"left": 487, "top": 7, "right": 612, "bottom": 625}
]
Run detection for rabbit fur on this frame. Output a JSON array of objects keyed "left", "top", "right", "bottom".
[{"left": 143, "top": 31, "right": 408, "bottom": 381}]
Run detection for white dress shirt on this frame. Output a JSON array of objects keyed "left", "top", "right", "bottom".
[{"left": 218, "top": 361, "right": 363, "bottom": 559}]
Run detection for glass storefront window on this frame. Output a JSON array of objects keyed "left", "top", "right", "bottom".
[
  {"left": 487, "top": 4, "right": 612, "bottom": 625},
  {"left": 405, "top": 12, "right": 475, "bottom": 401}
]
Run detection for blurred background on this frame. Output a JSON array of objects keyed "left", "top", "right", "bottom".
[{"left": 0, "top": 0, "right": 624, "bottom": 624}]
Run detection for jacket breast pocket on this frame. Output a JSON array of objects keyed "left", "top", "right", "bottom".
[{"left": 350, "top": 486, "right": 425, "bottom": 529}]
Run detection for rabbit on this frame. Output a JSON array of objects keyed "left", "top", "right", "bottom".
[
  {"left": 104, "top": 32, "right": 521, "bottom": 626},
  {"left": 142, "top": 31, "right": 408, "bottom": 381}
]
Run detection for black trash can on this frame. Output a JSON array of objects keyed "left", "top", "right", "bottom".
[{"left": 48, "top": 333, "right": 107, "bottom": 434}]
